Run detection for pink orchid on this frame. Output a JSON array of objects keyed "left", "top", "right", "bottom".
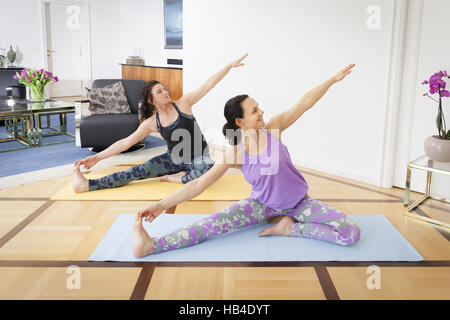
[{"left": 422, "top": 69, "right": 449, "bottom": 139}]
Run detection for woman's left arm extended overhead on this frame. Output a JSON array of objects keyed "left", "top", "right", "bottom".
[
  {"left": 177, "top": 53, "right": 248, "bottom": 111},
  {"left": 266, "top": 64, "right": 355, "bottom": 133}
]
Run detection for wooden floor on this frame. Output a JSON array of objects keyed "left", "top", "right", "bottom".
[{"left": 0, "top": 164, "right": 449, "bottom": 300}]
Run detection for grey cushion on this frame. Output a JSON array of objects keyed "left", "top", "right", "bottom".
[
  {"left": 80, "top": 113, "right": 140, "bottom": 148},
  {"left": 92, "top": 79, "right": 145, "bottom": 114},
  {"left": 87, "top": 81, "right": 131, "bottom": 114}
]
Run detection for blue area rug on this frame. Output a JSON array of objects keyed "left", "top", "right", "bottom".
[{"left": 0, "top": 113, "right": 166, "bottom": 178}]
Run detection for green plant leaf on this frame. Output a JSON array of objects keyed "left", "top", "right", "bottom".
[
  {"left": 436, "top": 114, "right": 443, "bottom": 132},
  {"left": 442, "top": 130, "right": 448, "bottom": 139}
]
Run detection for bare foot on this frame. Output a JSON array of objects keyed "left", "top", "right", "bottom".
[
  {"left": 258, "top": 216, "right": 294, "bottom": 237},
  {"left": 159, "top": 171, "right": 188, "bottom": 184},
  {"left": 73, "top": 163, "right": 89, "bottom": 193},
  {"left": 133, "top": 213, "right": 154, "bottom": 258}
]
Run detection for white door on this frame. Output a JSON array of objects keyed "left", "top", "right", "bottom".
[
  {"left": 393, "top": 0, "right": 450, "bottom": 199},
  {"left": 44, "top": 1, "right": 91, "bottom": 97}
]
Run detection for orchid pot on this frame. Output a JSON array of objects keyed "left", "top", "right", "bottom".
[{"left": 422, "top": 70, "right": 450, "bottom": 162}]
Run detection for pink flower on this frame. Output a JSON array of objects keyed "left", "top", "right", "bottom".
[
  {"left": 430, "top": 84, "right": 439, "bottom": 94},
  {"left": 430, "top": 74, "right": 440, "bottom": 83},
  {"left": 422, "top": 70, "right": 449, "bottom": 139}
]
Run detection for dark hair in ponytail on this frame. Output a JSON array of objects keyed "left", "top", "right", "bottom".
[
  {"left": 139, "top": 80, "right": 161, "bottom": 123},
  {"left": 222, "top": 94, "right": 248, "bottom": 145}
]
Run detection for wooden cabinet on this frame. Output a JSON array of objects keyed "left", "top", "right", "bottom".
[{"left": 121, "top": 64, "right": 183, "bottom": 101}]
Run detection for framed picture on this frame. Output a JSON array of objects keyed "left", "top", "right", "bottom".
[{"left": 164, "top": 0, "right": 183, "bottom": 49}]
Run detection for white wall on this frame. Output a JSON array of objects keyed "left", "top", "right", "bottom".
[
  {"left": 89, "top": 0, "right": 124, "bottom": 79},
  {"left": 184, "top": 0, "right": 395, "bottom": 186},
  {"left": 394, "top": 0, "right": 450, "bottom": 199},
  {"left": 0, "top": 0, "right": 45, "bottom": 68},
  {"left": 90, "top": 0, "right": 183, "bottom": 80}
]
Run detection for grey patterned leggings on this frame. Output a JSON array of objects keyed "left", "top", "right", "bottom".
[
  {"left": 152, "top": 194, "right": 361, "bottom": 254},
  {"left": 88, "top": 152, "right": 214, "bottom": 190}
]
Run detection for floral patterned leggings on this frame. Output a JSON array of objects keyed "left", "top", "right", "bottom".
[{"left": 152, "top": 194, "right": 361, "bottom": 254}]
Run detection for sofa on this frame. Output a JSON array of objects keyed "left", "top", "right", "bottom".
[{"left": 77, "top": 79, "right": 146, "bottom": 151}]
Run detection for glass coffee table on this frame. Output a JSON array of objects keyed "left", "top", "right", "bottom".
[
  {"left": 404, "top": 154, "right": 450, "bottom": 229},
  {"left": 0, "top": 99, "right": 33, "bottom": 151},
  {"left": 0, "top": 99, "right": 75, "bottom": 152}
]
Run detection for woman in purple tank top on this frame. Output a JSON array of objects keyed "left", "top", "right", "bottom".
[{"left": 132, "top": 63, "right": 360, "bottom": 257}]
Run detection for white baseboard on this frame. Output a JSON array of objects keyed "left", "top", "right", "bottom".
[{"left": 291, "top": 158, "right": 381, "bottom": 187}]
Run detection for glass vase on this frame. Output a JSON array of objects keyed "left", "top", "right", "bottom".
[{"left": 29, "top": 86, "right": 45, "bottom": 102}]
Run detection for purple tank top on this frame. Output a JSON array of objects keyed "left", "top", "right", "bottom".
[{"left": 238, "top": 129, "right": 309, "bottom": 209}]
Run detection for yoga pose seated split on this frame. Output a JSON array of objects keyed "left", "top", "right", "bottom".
[
  {"left": 72, "top": 53, "right": 248, "bottom": 192},
  {"left": 133, "top": 63, "right": 360, "bottom": 258}
]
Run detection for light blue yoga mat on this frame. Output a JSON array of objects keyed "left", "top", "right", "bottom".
[{"left": 89, "top": 214, "right": 424, "bottom": 262}]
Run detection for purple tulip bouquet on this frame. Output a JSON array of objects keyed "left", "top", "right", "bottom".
[
  {"left": 422, "top": 70, "right": 450, "bottom": 140},
  {"left": 13, "top": 68, "right": 59, "bottom": 102}
]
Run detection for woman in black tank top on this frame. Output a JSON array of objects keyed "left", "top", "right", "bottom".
[
  {"left": 155, "top": 102, "right": 210, "bottom": 164},
  {"left": 73, "top": 54, "right": 248, "bottom": 192}
]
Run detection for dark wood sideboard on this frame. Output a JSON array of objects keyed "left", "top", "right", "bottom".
[{"left": 121, "top": 64, "right": 183, "bottom": 101}]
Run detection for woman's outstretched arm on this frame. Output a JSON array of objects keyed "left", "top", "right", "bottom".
[
  {"left": 74, "top": 118, "right": 155, "bottom": 169},
  {"left": 266, "top": 64, "right": 355, "bottom": 133},
  {"left": 138, "top": 153, "right": 233, "bottom": 222},
  {"left": 177, "top": 53, "right": 248, "bottom": 111}
]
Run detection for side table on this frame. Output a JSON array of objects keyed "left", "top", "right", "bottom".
[{"left": 404, "top": 154, "right": 450, "bottom": 229}]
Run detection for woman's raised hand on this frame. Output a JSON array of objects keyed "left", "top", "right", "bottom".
[
  {"left": 138, "top": 202, "right": 164, "bottom": 223},
  {"left": 74, "top": 155, "right": 99, "bottom": 170},
  {"left": 229, "top": 53, "right": 248, "bottom": 68},
  {"left": 333, "top": 64, "right": 355, "bottom": 82}
]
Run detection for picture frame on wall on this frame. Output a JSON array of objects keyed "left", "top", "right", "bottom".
[{"left": 164, "top": 0, "right": 182, "bottom": 49}]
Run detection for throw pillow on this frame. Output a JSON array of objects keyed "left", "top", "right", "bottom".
[{"left": 87, "top": 81, "right": 131, "bottom": 114}]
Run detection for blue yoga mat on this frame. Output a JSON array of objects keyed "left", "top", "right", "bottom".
[{"left": 89, "top": 214, "right": 424, "bottom": 262}]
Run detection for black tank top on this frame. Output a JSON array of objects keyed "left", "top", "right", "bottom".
[{"left": 156, "top": 102, "right": 209, "bottom": 163}]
